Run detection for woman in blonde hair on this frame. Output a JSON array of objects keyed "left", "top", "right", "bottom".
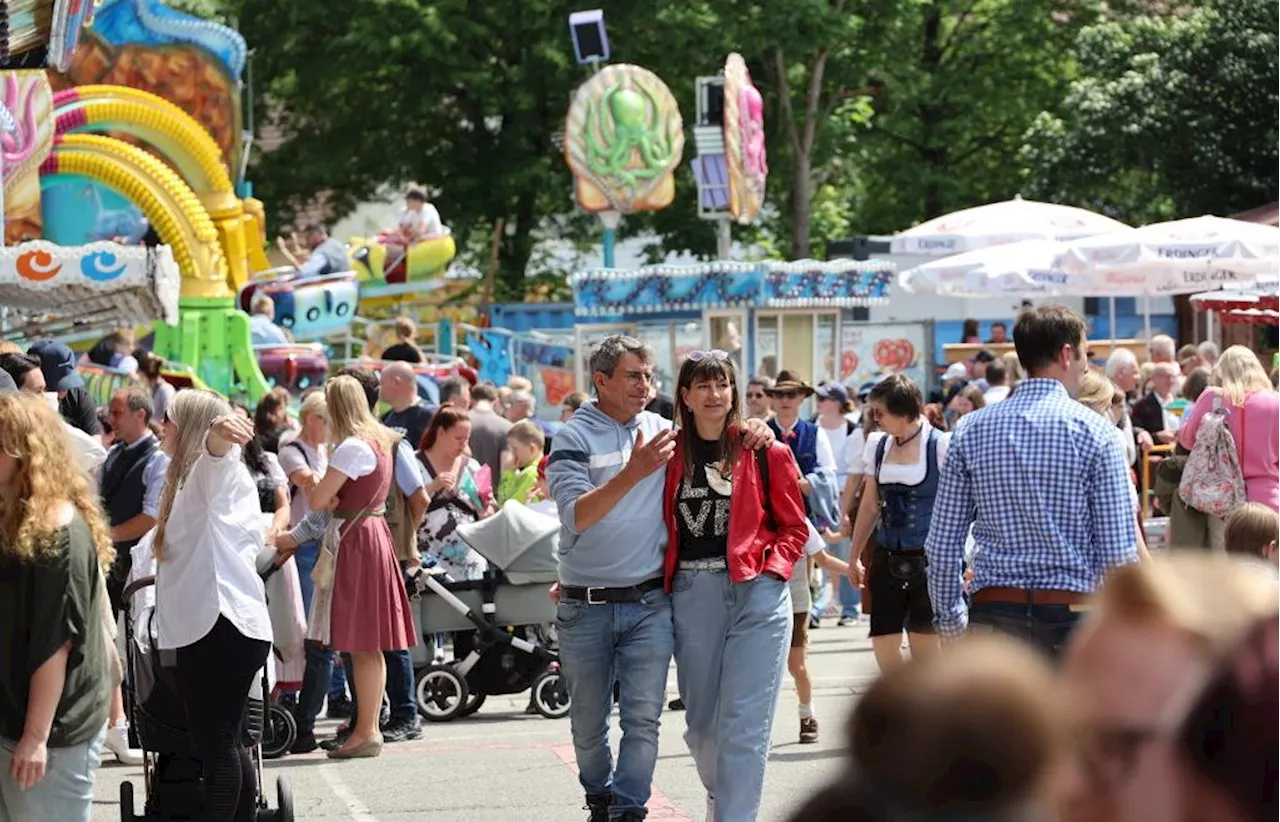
[
  {"left": 307, "top": 376, "right": 416, "bottom": 759},
  {"left": 1178, "top": 345, "right": 1279, "bottom": 512},
  {"left": 153, "top": 389, "right": 272, "bottom": 822},
  {"left": 380, "top": 315, "right": 423, "bottom": 364},
  {"left": 1077, "top": 370, "right": 1151, "bottom": 561},
  {"left": 0, "top": 393, "right": 114, "bottom": 821}
]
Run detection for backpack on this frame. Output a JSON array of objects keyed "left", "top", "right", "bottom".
[
  {"left": 1179, "top": 394, "right": 1247, "bottom": 518},
  {"left": 384, "top": 435, "right": 423, "bottom": 564}
]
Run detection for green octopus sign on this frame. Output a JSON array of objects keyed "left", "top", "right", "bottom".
[{"left": 564, "top": 64, "right": 684, "bottom": 214}]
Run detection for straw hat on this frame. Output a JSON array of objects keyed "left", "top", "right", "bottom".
[{"left": 766, "top": 369, "right": 814, "bottom": 397}]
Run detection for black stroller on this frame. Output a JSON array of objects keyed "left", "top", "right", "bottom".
[
  {"left": 119, "top": 576, "right": 294, "bottom": 822},
  {"left": 409, "top": 502, "right": 571, "bottom": 722}
]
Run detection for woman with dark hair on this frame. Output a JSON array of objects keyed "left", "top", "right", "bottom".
[
  {"left": 660, "top": 349, "right": 808, "bottom": 821},
  {"left": 134, "top": 350, "right": 176, "bottom": 423},
  {"left": 1177, "top": 614, "right": 1278, "bottom": 822},
  {"left": 253, "top": 387, "right": 293, "bottom": 453},
  {"left": 849, "top": 374, "right": 947, "bottom": 671},
  {"left": 416, "top": 406, "right": 491, "bottom": 581}
]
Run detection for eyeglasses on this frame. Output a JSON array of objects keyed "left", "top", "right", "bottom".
[
  {"left": 686, "top": 349, "right": 730, "bottom": 363},
  {"left": 746, "top": 392, "right": 766, "bottom": 399},
  {"left": 622, "top": 371, "right": 656, "bottom": 386},
  {"left": 773, "top": 390, "right": 801, "bottom": 399}
]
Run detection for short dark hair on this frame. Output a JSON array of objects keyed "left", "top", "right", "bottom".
[
  {"left": 113, "top": 385, "right": 155, "bottom": 423},
  {"left": 868, "top": 373, "right": 923, "bottom": 420},
  {"left": 985, "top": 361, "right": 1007, "bottom": 386},
  {"left": 991, "top": 321, "right": 1007, "bottom": 331},
  {"left": 1013, "top": 305, "right": 1086, "bottom": 373},
  {"left": 562, "top": 391, "right": 588, "bottom": 410},
  {"left": 336, "top": 366, "right": 381, "bottom": 411},
  {"left": 405, "top": 187, "right": 427, "bottom": 202},
  {"left": 0, "top": 352, "right": 41, "bottom": 387},
  {"left": 438, "top": 375, "right": 468, "bottom": 406},
  {"left": 302, "top": 222, "right": 326, "bottom": 236},
  {"left": 471, "top": 382, "right": 498, "bottom": 403}
]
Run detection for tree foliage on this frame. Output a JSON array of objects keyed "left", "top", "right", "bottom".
[{"left": 1020, "top": 0, "right": 1280, "bottom": 224}]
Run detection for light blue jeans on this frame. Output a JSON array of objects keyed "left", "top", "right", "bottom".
[
  {"left": 811, "top": 538, "right": 860, "bottom": 620},
  {"left": 556, "top": 588, "right": 674, "bottom": 819},
  {"left": 673, "top": 569, "right": 791, "bottom": 822},
  {"left": 0, "top": 726, "right": 106, "bottom": 822}
]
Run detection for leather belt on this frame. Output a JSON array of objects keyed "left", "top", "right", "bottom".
[
  {"left": 561, "top": 577, "right": 665, "bottom": 605},
  {"left": 678, "top": 557, "right": 728, "bottom": 571},
  {"left": 971, "top": 587, "right": 1086, "bottom": 606}
]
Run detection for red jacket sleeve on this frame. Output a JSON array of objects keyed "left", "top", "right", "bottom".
[{"left": 762, "top": 442, "right": 809, "bottom": 577}]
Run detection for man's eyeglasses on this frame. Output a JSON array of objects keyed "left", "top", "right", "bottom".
[
  {"left": 773, "top": 390, "right": 801, "bottom": 400},
  {"left": 622, "top": 371, "right": 656, "bottom": 386},
  {"left": 686, "top": 349, "right": 730, "bottom": 363}
]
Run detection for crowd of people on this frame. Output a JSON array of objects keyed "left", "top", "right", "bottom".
[{"left": 0, "top": 303, "right": 1275, "bottom": 822}]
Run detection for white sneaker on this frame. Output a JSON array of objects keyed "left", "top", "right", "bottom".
[{"left": 104, "top": 722, "right": 143, "bottom": 765}]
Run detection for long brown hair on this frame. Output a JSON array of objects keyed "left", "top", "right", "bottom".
[
  {"left": 0, "top": 394, "right": 114, "bottom": 568},
  {"left": 419, "top": 405, "right": 470, "bottom": 452},
  {"left": 674, "top": 353, "right": 741, "bottom": 481}
]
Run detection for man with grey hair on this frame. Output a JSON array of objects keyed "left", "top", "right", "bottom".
[
  {"left": 1131, "top": 361, "right": 1182, "bottom": 445},
  {"left": 1104, "top": 348, "right": 1149, "bottom": 463},
  {"left": 547, "top": 335, "right": 773, "bottom": 822},
  {"left": 1196, "top": 340, "right": 1220, "bottom": 368},
  {"left": 1148, "top": 333, "right": 1178, "bottom": 366}
]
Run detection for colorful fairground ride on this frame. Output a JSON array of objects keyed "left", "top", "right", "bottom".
[{"left": 2, "top": 0, "right": 470, "bottom": 405}]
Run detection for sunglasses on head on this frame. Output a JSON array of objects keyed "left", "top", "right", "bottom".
[{"left": 686, "top": 349, "right": 730, "bottom": 363}]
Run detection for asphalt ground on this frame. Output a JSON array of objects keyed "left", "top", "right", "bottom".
[{"left": 93, "top": 614, "right": 878, "bottom": 821}]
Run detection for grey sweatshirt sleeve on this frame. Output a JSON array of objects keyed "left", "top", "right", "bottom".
[{"left": 547, "top": 425, "right": 594, "bottom": 536}]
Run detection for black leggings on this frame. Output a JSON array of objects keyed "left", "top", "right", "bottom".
[{"left": 175, "top": 615, "right": 271, "bottom": 822}]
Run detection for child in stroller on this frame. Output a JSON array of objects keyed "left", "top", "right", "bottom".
[
  {"left": 117, "top": 540, "right": 294, "bottom": 822},
  {"left": 408, "top": 501, "right": 570, "bottom": 721}
]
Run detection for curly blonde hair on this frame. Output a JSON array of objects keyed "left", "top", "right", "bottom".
[{"left": 0, "top": 394, "right": 113, "bottom": 568}]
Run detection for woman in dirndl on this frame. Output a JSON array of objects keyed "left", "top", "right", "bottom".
[{"left": 308, "top": 376, "right": 416, "bottom": 759}]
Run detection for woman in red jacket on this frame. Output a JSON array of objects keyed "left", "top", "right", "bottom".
[{"left": 662, "top": 350, "right": 808, "bottom": 822}]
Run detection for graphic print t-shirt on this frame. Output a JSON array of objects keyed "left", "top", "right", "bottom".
[{"left": 676, "top": 437, "right": 732, "bottom": 561}]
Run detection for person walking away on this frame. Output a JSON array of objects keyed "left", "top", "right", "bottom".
[
  {"left": 811, "top": 382, "right": 861, "bottom": 626},
  {"left": 925, "top": 304, "right": 1139, "bottom": 658},
  {"left": 101, "top": 386, "right": 168, "bottom": 764},
  {"left": 305, "top": 377, "right": 418, "bottom": 759},
  {"left": 661, "top": 350, "right": 808, "bottom": 822},
  {"left": 547, "top": 335, "right": 773, "bottom": 822},
  {"left": 380, "top": 316, "right": 425, "bottom": 364},
  {"left": 846, "top": 374, "right": 944, "bottom": 671},
  {"left": 500, "top": 420, "right": 546, "bottom": 505},
  {"left": 152, "top": 391, "right": 273, "bottom": 822},
  {"left": 1177, "top": 345, "right": 1279, "bottom": 528},
  {"left": 380, "top": 360, "right": 436, "bottom": 447},
  {"left": 0, "top": 394, "right": 115, "bottom": 822},
  {"left": 468, "top": 382, "right": 512, "bottom": 482}
]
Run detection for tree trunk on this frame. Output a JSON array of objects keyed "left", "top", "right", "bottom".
[
  {"left": 497, "top": 189, "right": 538, "bottom": 301},
  {"left": 791, "top": 155, "right": 813, "bottom": 258}
]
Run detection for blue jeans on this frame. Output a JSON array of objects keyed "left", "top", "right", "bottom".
[
  {"left": 968, "top": 602, "right": 1082, "bottom": 661},
  {"left": 0, "top": 726, "right": 106, "bottom": 822},
  {"left": 672, "top": 569, "right": 790, "bottom": 822},
  {"left": 811, "top": 539, "right": 860, "bottom": 619},
  {"left": 556, "top": 588, "right": 674, "bottom": 819},
  {"left": 341, "top": 650, "right": 416, "bottom": 726}
]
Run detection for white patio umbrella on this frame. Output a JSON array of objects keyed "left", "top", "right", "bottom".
[
  {"left": 900, "top": 239, "right": 1074, "bottom": 297},
  {"left": 889, "top": 195, "right": 1131, "bottom": 256}
]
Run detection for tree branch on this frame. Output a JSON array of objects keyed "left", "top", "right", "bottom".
[
  {"left": 774, "top": 47, "right": 803, "bottom": 154},
  {"left": 801, "top": 47, "right": 830, "bottom": 157}
]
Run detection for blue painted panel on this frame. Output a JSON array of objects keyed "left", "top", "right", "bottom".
[{"left": 489, "top": 303, "right": 577, "bottom": 333}]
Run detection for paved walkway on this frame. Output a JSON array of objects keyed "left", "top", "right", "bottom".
[{"left": 94, "top": 619, "right": 879, "bottom": 821}]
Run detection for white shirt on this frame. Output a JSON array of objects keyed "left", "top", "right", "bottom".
[
  {"left": 863, "top": 424, "right": 951, "bottom": 486},
  {"left": 155, "top": 437, "right": 273, "bottom": 649},
  {"left": 983, "top": 385, "right": 1011, "bottom": 404},
  {"left": 843, "top": 428, "right": 870, "bottom": 478},
  {"left": 818, "top": 419, "right": 853, "bottom": 487},
  {"left": 64, "top": 422, "right": 107, "bottom": 474},
  {"left": 331, "top": 437, "right": 378, "bottom": 478},
  {"left": 398, "top": 204, "right": 442, "bottom": 237}
]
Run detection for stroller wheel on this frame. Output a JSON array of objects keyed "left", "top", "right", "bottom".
[
  {"left": 415, "top": 664, "right": 470, "bottom": 722},
  {"left": 457, "top": 690, "right": 487, "bottom": 718},
  {"left": 532, "top": 669, "right": 572, "bottom": 719},
  {"left": 119, "top": 780, "right": 136, "bottom": 822},
  {"left": 276, "top": 775, "right": 295, "bottom": 822},
  {"left": 262, "top": 703, "right": 297, "bottom": 760}
]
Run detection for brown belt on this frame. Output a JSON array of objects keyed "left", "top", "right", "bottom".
[{"left": 971, "top": 587, "right": 1086, "bottom": 606}]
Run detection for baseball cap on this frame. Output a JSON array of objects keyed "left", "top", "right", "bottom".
[
  {"left": 857, "top": 375, "right": 886, "bottom": 401},
  {"left": 943, "top": 362, "right": 969, "bottom": 382},
  {"left": 814, "top": 382, "right": 850, "bottom": 404},
  {"left": 27, "top": 340, "right": 85, "bottom": 390},
  {"left": 0, "top": 369, "right": 17, "bottom": 394}
]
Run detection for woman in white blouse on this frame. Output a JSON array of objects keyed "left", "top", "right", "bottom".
[
  {"left": 847, "top": 375, "right": 946, "bottom": 672},
  {"left": 152, "top": 390, "right": 272, "bottom": 822}
]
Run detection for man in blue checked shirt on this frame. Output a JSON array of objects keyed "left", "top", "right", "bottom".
[{"left": 924, "top": 305, "right": 1139, "bottom": 658}]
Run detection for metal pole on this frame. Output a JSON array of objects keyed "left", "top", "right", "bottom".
[
  {"left": 716, "top": 218, "right": 732, "bottom": 260},
  {"left": 1108, "top": 296, "right": 1117, "bottom": 348},
  {"left": 599, "top": 210, "right": 621, "bottom": 268},
  {"left": 1142, "top": 293, "right": 1152, "bottom": 338}
]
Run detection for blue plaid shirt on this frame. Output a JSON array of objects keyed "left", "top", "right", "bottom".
[{"left": 925, "top": 379, "right": 1139, "bottom": 639}]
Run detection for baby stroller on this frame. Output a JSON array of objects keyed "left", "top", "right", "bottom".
[
  {"left": 408, "top": 501, "right": 570, "bottom": 722},
  {"left": 119, "top": 576, "right": 294, "bottom": 822}
]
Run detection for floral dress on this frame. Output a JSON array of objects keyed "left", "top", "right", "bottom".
[{"left": 417, "top": 456, "right": 489, "bottom": 581}]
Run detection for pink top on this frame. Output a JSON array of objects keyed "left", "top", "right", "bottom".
[{"left": 1178, "top": 387, "right": 1280, "bottom": 511}]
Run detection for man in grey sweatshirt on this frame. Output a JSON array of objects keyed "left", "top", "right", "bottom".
[{"left": 548, "top": 335, "right": 772, "bottom": 822}]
